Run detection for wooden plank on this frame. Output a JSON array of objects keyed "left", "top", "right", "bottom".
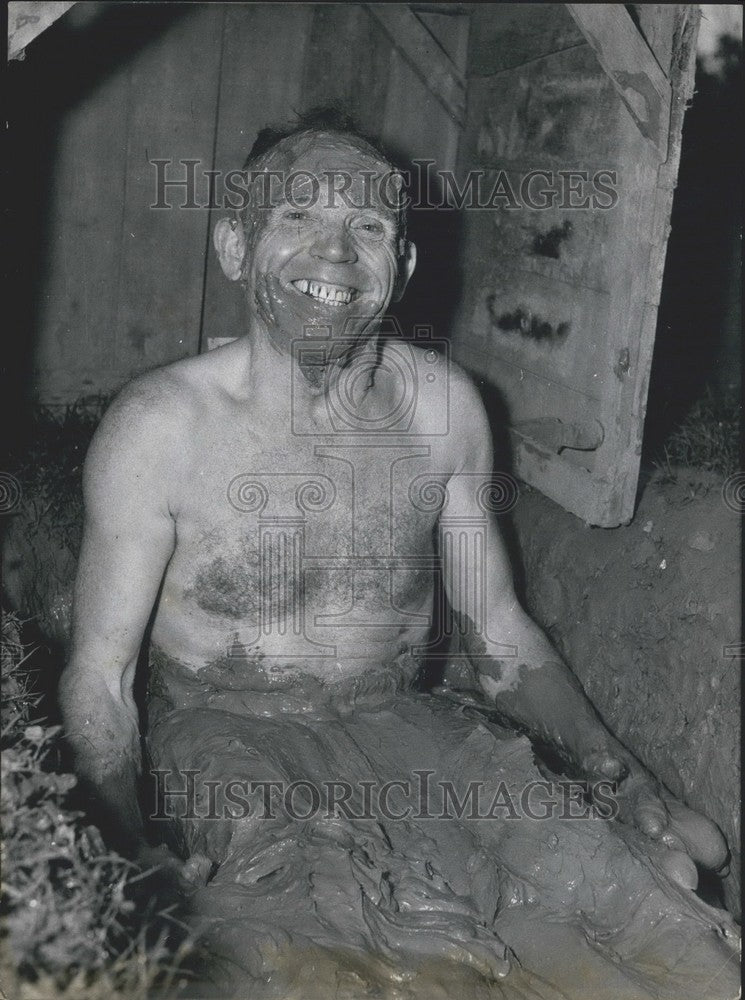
[
  {"left": 31, "top": 11, "right": 132, "bottom": 403},
  {"left": 509, "top": 433, "right": 607, "bottom": 509},
  {"left": 566, "top": 4, "right": 672, "bottom": 160},
  {"left": 449, "top": 42, "right": 627, "bottom": 462},
  {"left": 115, "top": 6, "right": 223, "bottom": 379},
  {"left": 593, "top": 133, "right": 659, "bottom": 523},
  {"left": 452, "top": 7, "right": 696, "bottom": 525},
  {"left": 605, "top": 6, "right": 700, "bottom": 524},
  {"left": 301, "top": 4, "right": 391, "bottom": 138},
  {"left": 455, "top": 168, "right": 620, "bottom": 295},
  {"left": 629, "top": 4, "right": 677, "bottom": 75},
  {"left": 415, "top": 9, "right": 470, "bottom": 70},
  {"left": 580, "top": 7, "right": 699, "bottom": 525},
  {"left": 410, "top": 3, "right": 471, "bottom": 14},
  {"left": 364, "top": 3, "right": 466, "bottom": 125},
  {"left": 199, "top": 4, "right": 313, "bottom": 349},
  {"left": 468, "top": 4, "right": 584, "bottom": 76},
  {"left": 467, "top": 269, "right": 611, "bottom": 395},
  {"left": 452, "top": 309, "right": 607, "bottom": 471},
  {"left": 462, "top": 64, "right": 626, "bottom": 168},
  {"left": 381, "top": 42, "right": 462, "bottom": 170},
  {"left": 8, "top": 1, "right": 75, "bottom": 60}
]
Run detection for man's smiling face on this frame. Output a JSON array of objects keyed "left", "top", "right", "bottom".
[{"left": 243, "top": 136, "right": 412, "bottom": 355}]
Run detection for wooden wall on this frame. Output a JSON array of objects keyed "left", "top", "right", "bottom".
[{"left": 28, "top": 6, "right": 223, "bottom": 403}]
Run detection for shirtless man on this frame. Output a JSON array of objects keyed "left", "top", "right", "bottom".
[{"left": 58, "top": 114, "right": 730, "bottom": 987}]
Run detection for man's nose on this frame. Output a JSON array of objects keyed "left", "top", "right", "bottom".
[{"left": 310, "top": 225, "right": 358, "bottom": 263}]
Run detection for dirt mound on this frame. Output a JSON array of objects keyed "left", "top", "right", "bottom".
[{"left": 510, "top": 467, "right": 741, "bottom": 916}]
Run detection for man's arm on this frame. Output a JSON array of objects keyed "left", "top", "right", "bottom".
[
  {"left": 439, "top": 369, "right": 727, "bottom": 874},
  {"left": 58, "top": 379, "right": 179, "bottom": 856},
  {"left": 440, "top": 382, "right": 627, "bottom": 779}
]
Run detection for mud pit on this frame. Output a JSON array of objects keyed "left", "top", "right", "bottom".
[
  {"left": 148, "top": 667, "right": 738, "bottom": 1000},
  {"left": 2, "top": 446, "right": 741, "bottom": 997}
]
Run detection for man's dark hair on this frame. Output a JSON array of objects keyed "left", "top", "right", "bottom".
[
  {"left": 239, "top": 105, "right": 409, "bottom": 244},
  {"left": 243, "top": 105, "right": 400, "bottom": 174}
]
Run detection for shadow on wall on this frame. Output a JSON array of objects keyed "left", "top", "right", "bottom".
[
  {"left": 389, "top": 162, "right": 524, "bottom": 614},
  {"left": 383, "top": 157, "right": 515, "bottom": 478},
  {"left": 381, "top": 162, "right": 524, "bottom": 687},
  {"left": 4, "top": 3, "right": 193, "bottom": 454},
  {"left": 388, "top": 159, "right": 464, "bottom": 352},
  {"left": 644, "top": 31, "right": 742, "bottom": 456}
]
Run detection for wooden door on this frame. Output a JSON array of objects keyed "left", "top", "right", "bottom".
[{"left": 451, "top": 3, "right": 699, "bottom": 526}]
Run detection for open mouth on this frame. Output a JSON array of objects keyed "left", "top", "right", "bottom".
[{"left": 291, "top": 279, "right": 358, "bottom": 306}]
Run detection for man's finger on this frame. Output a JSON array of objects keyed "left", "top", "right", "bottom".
[
  {"left": 635, "top": 803, "right": 668, "bottom": 838},
  {"left": 663, "top": 798, "right": 729, "bottom": 871},
  {"left": 181, "top": 852, "right": 212, "bottom": 887},
  {"left": 658, "top": 849, "right": 699, "bottom": 891}
]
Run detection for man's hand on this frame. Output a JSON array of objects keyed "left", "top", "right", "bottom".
[
  {"left": 134, "top": 843, "right": 212, "bottom": 908},
  {"left": 582, "top": 748, "right": 729, "bottom": 889}
]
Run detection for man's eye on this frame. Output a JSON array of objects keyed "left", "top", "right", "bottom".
[
  {"left": 284, "top": 210, "right": 307, "bottom": 221},
  {"left": 353, "top": 218, "right": 385, "bottom": 236}
]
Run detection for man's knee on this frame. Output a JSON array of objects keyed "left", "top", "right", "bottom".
[{"left": 145, "top": 707, "right": 294, "bottom": 861}]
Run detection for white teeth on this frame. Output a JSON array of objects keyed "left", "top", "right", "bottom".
[{"left": 293, "top": 280, "right": 354, "bottom": 305}]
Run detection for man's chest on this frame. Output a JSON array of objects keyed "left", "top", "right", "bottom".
[{"left": 168, "top": 434, "right": 448, "bottom": 624}]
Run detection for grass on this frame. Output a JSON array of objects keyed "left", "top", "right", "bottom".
[
  {"left": 5, "top": 396, "right": 108, "bottom": 554},
  {"left": 0, "top": 610, "right": 194, "bottom": 999},
  {"left": 651, "top": 385, "right": 741, "bottom": 478}
]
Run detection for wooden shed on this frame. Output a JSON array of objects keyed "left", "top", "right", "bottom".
[{"left": 15, "top": 3, "right": 699, "bottom": 526}]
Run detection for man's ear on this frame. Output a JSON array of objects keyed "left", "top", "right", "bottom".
[
  {"left": 391, "top": 240, "right": 416, "bottom": 303},
  {"left": 214, "top": 218, "right": 247, "bottom": 282}
]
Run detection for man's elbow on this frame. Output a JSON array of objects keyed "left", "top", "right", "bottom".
[
  {"left": 58, "top": 659, "right": 82, "bottom": 717},
  {"left": 58, "top": 655, "right": 138, "bottom": 730}
]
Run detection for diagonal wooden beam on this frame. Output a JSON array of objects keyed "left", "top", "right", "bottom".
[
  {"left": 364, "top": 3, "right": 466, "bottom": 126},
  {"left": 566, "top": 4, "right": 672, "bottom": 161},
  {"left": 8, "top": 1, "right": 76, "bottom": 60}
]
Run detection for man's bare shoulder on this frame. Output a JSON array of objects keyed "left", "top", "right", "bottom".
[
  {"left": 83, "top": 360, "right": 212, "bottom": 505},
  {"left": 95, "top": 365, "right": 197, "bottom": 450},
  {"left": 88, "top": 341, "right": 252, "bottom": 480},
  {"left": 399, "top": 344, "right": 489, "bottom": 454},
  {"left": 396, "top": 343, "right": 478, "bottom": 402}
]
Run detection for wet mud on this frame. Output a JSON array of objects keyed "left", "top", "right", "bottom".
[
  {"left": 509, "top": 467, "right": 741, "bottom": 917},
  {"left": 147, "top": 654, "right": 739, "bottom": 999}
]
